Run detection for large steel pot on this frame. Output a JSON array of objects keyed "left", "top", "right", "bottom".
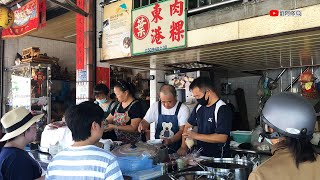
[
  {"left": 111, "top": 142, "right": 168, "bottom": 164},
  {"left": 169, "top": 171, "right": 234, "bottom": 180},
  {"left": 199, "top": 158, "right": 253, "bottom": 180}
]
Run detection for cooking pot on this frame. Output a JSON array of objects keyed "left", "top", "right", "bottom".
[
  {"left": 199, "top": 158, "right": 254, "bottom": 180},
  {"left": 111, "top": 142, "right": 168, "bottom": 163},
  {"left": 169, "top": 171, "right": 234, "bottom": 180}
]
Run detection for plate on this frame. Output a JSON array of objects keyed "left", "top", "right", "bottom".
[
  {"left": 113, "top": 141, "right": 123, "bottom": 145},
  {"left": 147, "top": 139, "right": 163, "bottom": 145}
]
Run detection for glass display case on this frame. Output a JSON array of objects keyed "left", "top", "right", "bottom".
[{"left": 5, "top": 63, "right": 51, "bottom": 125}]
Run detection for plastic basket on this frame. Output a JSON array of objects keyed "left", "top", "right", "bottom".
[
  {"left": 117, "top": 156, "right": 153, "bottom": 174},
  {"left": 231, "top": 131, "right": 252, "bottom": 144},
  {"left": 124, "top": 165, "right": 163, "bottom": 180}
]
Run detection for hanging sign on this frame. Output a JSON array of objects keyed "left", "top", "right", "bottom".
[
  {"left": 132, "top": 0, "right": 187, "bottom": 55},
  {"left": 76, "top": 0, "right": 85, "bottom": 70},
  {"left": 0, "top": 5, "right": 14, "bottom": 29},
  {"left": 102, "top": 0, "right": 132, "bottom": 60},
  {"left": 2, "top": 0, "right": 46, "bottom": 38}
]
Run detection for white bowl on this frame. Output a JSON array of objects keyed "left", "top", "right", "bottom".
[{"left": 147, "top": 139, "right": 163, "bottom": 145}]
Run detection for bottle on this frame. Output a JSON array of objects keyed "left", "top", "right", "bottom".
[
  {"left": 185, "top": 127, "right": 194, "bottom": 149},
  {"left": 141, "top": 130, "right": 147, "bottom": 142}
]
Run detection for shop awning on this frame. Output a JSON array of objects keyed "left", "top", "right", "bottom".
[{"left": 104, "top": 27, "right": 320, "bottom": 73}]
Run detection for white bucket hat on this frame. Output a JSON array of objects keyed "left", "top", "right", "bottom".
[{"left": 0, "top": 107, "right": 44, "bottom": 142}]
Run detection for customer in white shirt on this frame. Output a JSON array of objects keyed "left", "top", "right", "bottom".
[{"left": 138, "top": 84, "right": 190, "bottom": 153}]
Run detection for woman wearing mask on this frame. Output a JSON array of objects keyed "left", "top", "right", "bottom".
[
  {"left": 249, "top": 92, "right": 320, "bottom": 180},
  {"left": 105, "top": 81, "right": 144, "bottom": 144},
  {"left": 94, "top": 83, "right": 118, "bottom": 140}
]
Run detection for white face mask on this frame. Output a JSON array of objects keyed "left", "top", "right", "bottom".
[
  {"left": 259, "top": 135, "right": 273, "bottom": 145},
  {"left": 265, "top": 138, "right": 273, "bottom": 145},
  {"left": 96, "top": 98, "right": 107, "bottom": 104}
]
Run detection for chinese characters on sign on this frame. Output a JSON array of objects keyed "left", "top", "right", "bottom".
[
  {"left": 151, "top": 3, "right": 163, "bottom": 23},
  {"left": 133, "top": 15, "right": 150, "bottom": 40},
  {"left": 132, "top": 0, "right": 186, "bottom": 55},
  {"left": 2, "top": 0, "right": 47, "bottom": 38},
  {"left": 76, "top": 0, "right": 84, "bottom": 70}
]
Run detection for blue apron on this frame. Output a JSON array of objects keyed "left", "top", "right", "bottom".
[{"left": 155, "top": 101, "right": 182, "bottom": 153}]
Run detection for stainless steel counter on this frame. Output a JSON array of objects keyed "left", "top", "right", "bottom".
[{"left": 231, "top": 147, "right": 272, "bottom": 156}]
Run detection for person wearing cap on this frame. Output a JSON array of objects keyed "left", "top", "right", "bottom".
[
  {"left": 249, "top": 92, "right": 320, "bottom": 180},
  {"left": 94, "top": 83, "right": 118, "bottom": 140},
  {"left": 0, "top": 107, "right": 44, "bottom": 180},
  {"left": 138, "top": 84, "right": 190, "bottom": 153},
  {"left": 46, "top": 101, "right": 123, "bottom": 180}
]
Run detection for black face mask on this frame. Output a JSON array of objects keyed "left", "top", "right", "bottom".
[{"left": 197, "top": 91, "right": 209, "bottom": 106}]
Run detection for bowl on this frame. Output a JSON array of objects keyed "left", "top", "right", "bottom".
[
  {"left": 231, "top": 131, "right": 252, "bottom": 144},
  {"left": 147, "top": 139, "right": 163, "bottom": 145}
]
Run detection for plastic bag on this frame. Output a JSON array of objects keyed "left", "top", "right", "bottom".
[
  {"left": 185, "top": 127, "right": 195, "bottom": 149},
  {"left": 250, "top": 126, "right": 271, "bottom": 152}
]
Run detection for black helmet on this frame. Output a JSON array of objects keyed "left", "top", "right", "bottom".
[{"left": 261, "top": 92, "right": 316, "bottom": 139}]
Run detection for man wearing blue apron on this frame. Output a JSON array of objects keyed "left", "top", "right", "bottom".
[
  {"left": 138, "top": 85, "right": 190, "bottom": 154},
  {"left": 177, "top": 77, "right": 233, "bottom": 158}
]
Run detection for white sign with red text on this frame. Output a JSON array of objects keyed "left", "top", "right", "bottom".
[{"left": 132, "top": 0, "right": 186, "bottom": 55}]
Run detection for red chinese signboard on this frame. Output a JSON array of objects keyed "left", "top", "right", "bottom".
[
  {"left": 2, "top": 0, "right": 46, "bottom": 38},
  {"left": 132, "top": 0, "right": 186, "bottom": 55},
  {"left": 76, "top": 0, "right": 84, "bottom": 70}
]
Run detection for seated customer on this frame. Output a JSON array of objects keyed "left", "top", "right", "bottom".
[
  {"left": 0, "top": 107, "right": 44, "bottom": 180},
  {"left": 46, "top": 101, "right": 123, "bottom": 180}
]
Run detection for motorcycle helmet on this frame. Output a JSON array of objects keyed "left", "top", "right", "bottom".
[{"left": 260, "top": 92, "right": 316, "bottom": 139}]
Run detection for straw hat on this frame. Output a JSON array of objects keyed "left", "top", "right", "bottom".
[{"left": 0, "top": 107, "right": 44, "bottom": 142}]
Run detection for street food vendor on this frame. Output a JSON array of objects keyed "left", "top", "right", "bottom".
[
  {"left": 177, "top": 77, "right": 232, "bottom": 158},
  {"left": 138, "top": 84, "right": 190, "bottom": 153},
  {"left": 249, "top": 93, "right": 320, "bottom": 180},
  {"left": 94, "top": 83, "right": 118, "bottom": 140},
  {"left": 105, "top": 80, "right": 144, "bottom": 144}
]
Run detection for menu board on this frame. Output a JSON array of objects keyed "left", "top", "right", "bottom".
[{"left": 102, "top": 0, "right": 132, "bottom": 60}]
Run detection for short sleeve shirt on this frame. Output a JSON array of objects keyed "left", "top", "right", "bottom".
[
  {"left": 144, "top": 101, "right": 190, "bottom": 127},
  {"left": 0, "top": 147, "right": 42, "bottom": 180},
  {"left": 111, "top": 100, "right": 144, "bottom": 122},
  {"left": 94, "top": 101, "right": 118, "bottom": 118},
  {"left": 188, "top": 101, "right": 232, "bottom": 157}
]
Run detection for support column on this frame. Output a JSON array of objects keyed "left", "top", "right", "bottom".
[
  {"left": 76, "top": 0, "right": 96, "bottom": 104},
  {"left": 149, "top": 67, "right": 165, "bottom": 140},
  {"left": 96, "top": 0, "right": 111, "bottom": 88}
]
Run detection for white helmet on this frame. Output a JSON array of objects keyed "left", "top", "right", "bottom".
[{"left": 261, "top": 92, "right": 316, "bottom": 139}]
